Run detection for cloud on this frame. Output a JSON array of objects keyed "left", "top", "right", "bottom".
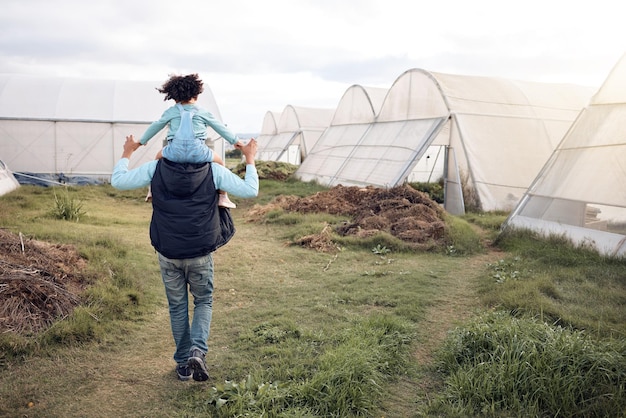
[
  {"left": 0, "top": 0, "right": 624, "bottom": 133},
  {"left": 315, "top": 55, "right": 415, "bottom": 85}
]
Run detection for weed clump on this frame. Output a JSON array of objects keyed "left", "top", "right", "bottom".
[
  {"left": 51, "top": 189, "right": 85, "bottom": 221},
  {"left": 433, "top": 311, "right": 626, "bottom": 417}
]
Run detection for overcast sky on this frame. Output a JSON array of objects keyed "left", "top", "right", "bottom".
[{"left": 1, "top": 0, "right": 624, "bottom": 133}]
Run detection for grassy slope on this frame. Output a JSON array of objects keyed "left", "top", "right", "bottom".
[
  {"left": 0, "top": 184, "right": 623, "bottom": 417},
  {"left": 0, "top": 185, "right": 486, "bottom": 417}
]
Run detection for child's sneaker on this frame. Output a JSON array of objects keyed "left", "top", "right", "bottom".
[{"left": 218, "top": 193, "right": 236, "bottom": 208}]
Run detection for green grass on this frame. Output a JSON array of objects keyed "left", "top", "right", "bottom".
[
  {"left": 484, "top": 228, "right": 626, "bottom": 338},
  {"left": 462, "top": 211, "right": 509, "bottom": 232},
  {"left": 461, "top": 210, "right": 509, "bottom": 243},
  {"left": 203, "top": 314, "right": 414, "bottom": 417},
  {"left": 433, "top": 311, "right": 626, "bottom": 417},
  {"left": 0, "top": 182, "right": 624, "bottom": 417}
]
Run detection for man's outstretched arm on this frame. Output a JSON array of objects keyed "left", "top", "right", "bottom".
[
  {"left": 111, "top": 135, "right": 157, "bottom": 190},
  {"left": 212, "top": 138, "right": 259, "bottom": 198}
]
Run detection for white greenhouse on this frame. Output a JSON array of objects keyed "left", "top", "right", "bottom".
[
  {"left": 255, "top": 110, "right": 281, "bottom": 156},
  {"left": 504, "top": 54, "right": 626, "bottom": 258},
  {"left": 296, "top": 84, "right": 388, "bottom": 184},
  {"left": 0, "top": 158, "right": 19, "bottom": 195},
  {"left": 257, "top": 105, "right": 334, "bottom": 165},
  {"left": 296, "top": 69, "right": 595, "bottom": 214},
  {"left": 0, "top": 74, "right": 227, "bottom": 182}
]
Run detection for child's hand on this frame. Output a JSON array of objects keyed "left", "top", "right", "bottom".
[{"left": 234, "top": 140, "right": 245, "bottom": 149}]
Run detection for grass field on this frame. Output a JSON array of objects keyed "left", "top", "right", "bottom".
[{"left": 0, "top": 181, "right": 624, "bottom": 417}]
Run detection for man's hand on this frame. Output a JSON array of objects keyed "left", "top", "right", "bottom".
[
  {"left": 241, "top": 138, "right": 257, "bottom": 165},
  {"left": 122, "top": 135, "right": 142, "bottom": 159}
]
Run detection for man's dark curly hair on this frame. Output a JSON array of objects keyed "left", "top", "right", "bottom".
[{"left": 157, "top": 73, "right": 204, "bottom": 102}]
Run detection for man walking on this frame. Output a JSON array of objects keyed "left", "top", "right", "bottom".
[{"left": 111, "top": 135, "right": 259, "bottom": 381}]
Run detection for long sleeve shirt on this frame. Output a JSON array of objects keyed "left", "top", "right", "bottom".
[
  {"left": 139, "top": 104, "right": 240, "bottom": 145},
  {"left": 111, "top": 159, "right": 258, "bottom": 198}
]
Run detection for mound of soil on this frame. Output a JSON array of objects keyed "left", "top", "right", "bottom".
[
  {"left": 252, "top": 184, "right": 448, "bottom": 251},
  {"left": 0, "top": 229, "right": 87, "bottom": 334}
]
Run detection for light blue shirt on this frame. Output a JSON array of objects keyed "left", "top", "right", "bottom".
[
  {"left": 139, "top": 104, "right": 239, "bottom": 145},
  {"left": 111, "top": 158, "right": 258, "bottom": 198}
]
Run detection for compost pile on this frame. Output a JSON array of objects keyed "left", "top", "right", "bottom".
[
  {"left": 250, "top": 184, "right": 448, "bottom": 251},
  {"left": 0, "top": 229, "right": 87, "bottom": 334}
]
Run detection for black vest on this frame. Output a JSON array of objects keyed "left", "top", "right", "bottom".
[{"left": 149, "top": 159, "right": 235, "bottom": 259}]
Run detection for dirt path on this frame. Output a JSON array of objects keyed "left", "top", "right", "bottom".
[
  {"left": 13, "top": 302, "right": 183, "bottom": 418},
  {"left": 413, "top": 251, "right": 503, "bottom": 365},
  {"left": 381, "top": 246, "right": 504, "bottom": 417}
]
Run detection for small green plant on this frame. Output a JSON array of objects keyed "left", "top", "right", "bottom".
[
  {"left": 372, "top": 244, "right": 390, "bottom": 255},
  {"left": 487, "top": 256, "right": 523, "bottom": 283},
  {"left": 51, "top": 189, "right": 86, "bottom": 221},
  {"left": 208, "top": 374, "right": 291, "bottom": 413},
  {"left": 371, "top": 244, "right": 395, "bottom": 268}
]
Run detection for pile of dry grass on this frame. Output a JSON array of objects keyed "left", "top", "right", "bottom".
[
  {"left": 294, "top": 224, "right": 341, "bottom": 253},
  {"left": 252, "top": 184, "right": 448, "bottom": 251},
  {"left": 0, "top": 229, "right": 87, "bottom": 334}
]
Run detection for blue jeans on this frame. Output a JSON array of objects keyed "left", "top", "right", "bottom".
[{"left": 157, "top": 252, "right": 214, "bottom": 365}]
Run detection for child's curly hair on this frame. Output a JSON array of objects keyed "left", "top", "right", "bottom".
[{"left": 157, "top": 73, "right": 204, "bottom": 102}]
